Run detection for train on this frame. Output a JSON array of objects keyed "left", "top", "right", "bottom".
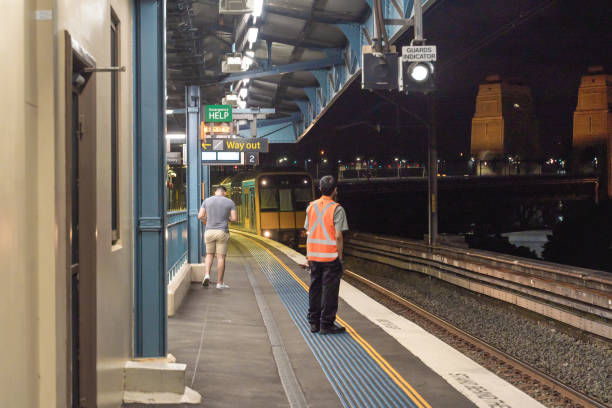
[{"left": 217, "top": 170, "right": 315, "bottom": 248}]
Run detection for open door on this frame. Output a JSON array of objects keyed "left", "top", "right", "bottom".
[{"left": 65, "top": 32, "right": 97, "bottom": 408}]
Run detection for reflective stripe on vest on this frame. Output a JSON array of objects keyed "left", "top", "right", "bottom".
[{"left": 306, "top": 198, "right": 339, "bottom": 262}]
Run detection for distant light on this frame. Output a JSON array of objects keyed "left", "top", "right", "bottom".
[
  {"left": 166, "top": 133, "right": 186, "bottom": 140},
  {"left": 513, "top": 103, "right": 520, "bottom": 108},
  {"left": 263, "top": 230, "right": 272, "bottom": 238},
  {"left": 338, "top": 160, "right": 342, "bottom": 163},
  {"left": 303, "top": 179, "right": 308, "bottom": 184},
  {"left": 356, "top": 157, "right": 361, "bottom": 161},
  {"left": 166, "top": 109, "right": 174, "bottom": 115},
  {"left": 261, "top": 179, "right": 268, "bottom": 185},
  {"left": 410, "top": 64, "right": 429, "bottom": 81},
  {"left": 323, "top": 159, "right": 328, "bottom": 163},
  {"left": 394, "top": 157, "right": 399, "bottom": 162},
  {"left": 307, "top": 159, "right": 312, "bottom": 162},
  {"left": 320, "top": 150, "right": 325, "bottom": 155},
  {"left": 247, "top": 27, "right": 259, "bottom": 47},
  {"left": 252, "top": 0, "right": 264, "bottom": 17}
]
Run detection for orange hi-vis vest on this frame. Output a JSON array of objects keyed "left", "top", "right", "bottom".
[{"left": 306, "top": 197, "right": 340, "bottom": 262}]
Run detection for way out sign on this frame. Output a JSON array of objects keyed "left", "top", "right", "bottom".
[
  {"left": 402, "top": 45, "right": 437, "bottom": 62},
  {"left": 205, "top": 105, "right": 232, "bottom": 122}
]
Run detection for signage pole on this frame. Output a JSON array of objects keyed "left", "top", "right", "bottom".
[
  {"left": 413, "top": 0, "right": 424, "bottom": 42},
  {"left": 250, "top": 116, "right": 257, "bottom": 137},
  {"left": 427, "top": 93, "right": 438, "bottom": 246},
  {"left": 186, "top": 85, "right": 202, "bottom": 264}
]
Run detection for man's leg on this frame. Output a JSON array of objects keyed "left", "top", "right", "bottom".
[
  {"left": 202, "top": 231, "right": 216, "bottom": 287},
  {"left": 216, "top": 254, "right": 226, "bottom": 284},
  {"left": 308, "top": 261, "right": 323, "bottom": 327},
  {"left": 320, "top": 259, "right": 343, "bottom": 330},
  {"left": 202, "top": 253, "right": 214, "bottom": 286}
]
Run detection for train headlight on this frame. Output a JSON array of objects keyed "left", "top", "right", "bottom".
[{"left": 263, "top": 230, "right": 272, "bottom": 238}]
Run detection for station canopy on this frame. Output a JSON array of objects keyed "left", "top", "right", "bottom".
[{"left": 166, "top": 0, "right": 370, "bottom": 134}]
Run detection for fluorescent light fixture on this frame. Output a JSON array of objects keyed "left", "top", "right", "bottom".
[
  {"left": 239, "top": 88, "right": 248, "bottom": 99},
  {"left": 166, "top": 109, "right": 174, "bottom": 115},
  {"left": 243, "top": 78, "right": 250, "bottom": 85},
  {"left": 237, "top": 100, "right": 247, "bottom": 109},
  {"left": 227, "top": 55, "right": 242, "bottom": 65},
  {"left": 241, "top": 56, "right": 253, "bottom": 71},
  {"left": 166, "top": 133, "right": 186, "bottom": 140},
  {"left": 247, "top": 27, "right": 259, "bottom": 47},
  {"left": 252, "top": 0, "right": 264, "bottom": 17}
]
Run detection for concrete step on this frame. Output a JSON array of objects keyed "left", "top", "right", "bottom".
[{"left": 124, "top": 360, "right": 186, "bottom": 394}]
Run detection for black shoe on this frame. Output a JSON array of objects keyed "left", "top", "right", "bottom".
[
  {"left": 320, "top": 325, "right": 346, "bottom": 335},
  {"left": 310, "top": 324, "right": 320, "bottom": 333}
]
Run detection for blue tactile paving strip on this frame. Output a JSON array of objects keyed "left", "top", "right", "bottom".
[{"left": 238, "top": 236, "right": 430, "bottom": 408}]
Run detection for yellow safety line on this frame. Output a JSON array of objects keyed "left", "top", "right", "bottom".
[{"left": 238, "top": 234, "right": 432, "bottom": 408}]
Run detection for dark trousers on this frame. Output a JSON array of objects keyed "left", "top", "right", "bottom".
[{"left": 308, "top": 259, "right": 343, "bottom": 328}]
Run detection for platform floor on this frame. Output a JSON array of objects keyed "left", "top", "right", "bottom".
[{"left": 126, "top": 232, "right": 543, "bottom": 408}]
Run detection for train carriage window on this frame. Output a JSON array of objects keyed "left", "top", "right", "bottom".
[
  {"left": 279, "top": 189, "right": 293, "bottom": 212},
  {"left": 260, "top": 189, "right": 279, "bottom": 210},
  {"left": 294, "top": 188, "right": 312, "bottom": 210}
]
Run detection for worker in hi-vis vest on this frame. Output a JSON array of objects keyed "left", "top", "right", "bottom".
[{"left": 304, "top": 175, "right": 349, "bottom": 335}]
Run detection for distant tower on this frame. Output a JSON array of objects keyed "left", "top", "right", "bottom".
[
  {"left": 471, "top": 75, "right": 540, "bottom": 174},
  {"left": 572, "top": 66, "right": 612, "bottom": 198}
]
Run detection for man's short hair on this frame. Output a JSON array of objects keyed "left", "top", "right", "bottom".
[
  {"left": 319, "top": 175, "right": 337, "bottom": 196},
  {"left": 216, "top": 185, "right": 227, "bottom": 193}
]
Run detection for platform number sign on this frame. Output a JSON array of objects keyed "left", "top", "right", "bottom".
[{"left": 246, "top": 152, "right": 259, "bottom": 166}]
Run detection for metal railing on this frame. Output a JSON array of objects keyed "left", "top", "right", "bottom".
[{"left": 167, "top": 210, "right": 188, "bottom": 282}]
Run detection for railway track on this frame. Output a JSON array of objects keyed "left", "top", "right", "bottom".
[
  {"left": 343, "top": 269, "right": 610, "bottom": 408},
  {"left": 344, "top": 233, "right": 612, "bottom": 340}
]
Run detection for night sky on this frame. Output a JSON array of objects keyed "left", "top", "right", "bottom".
[{"left": 295, "top": 0, "right": 612, "bottom": 163}]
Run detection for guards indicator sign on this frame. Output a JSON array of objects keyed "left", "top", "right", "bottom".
[
  {"left": 205, "top": 105, "right": 232, "bottom": 122},
  {"left": 401, "top": 45, "right": 437, "bottom": 62},
  {"left": 202, "top": 138, "right": 269, "bottom": 153}
]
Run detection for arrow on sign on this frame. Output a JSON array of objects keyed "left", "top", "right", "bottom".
[{"left": 202, "top": 143, "right": 212, "bottom": 150}]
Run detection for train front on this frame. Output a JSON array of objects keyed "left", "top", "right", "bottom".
[{"left": 256, "top": 173, "right": 314, "bottom": 249}]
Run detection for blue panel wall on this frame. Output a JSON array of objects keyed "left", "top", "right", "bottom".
[{"left": 167, "top": 211, "right": 188, "bottom": 281}]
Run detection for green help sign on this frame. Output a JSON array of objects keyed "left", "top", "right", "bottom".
[{"left": 205, "top": 105, "right": 232, "bottom": 123}]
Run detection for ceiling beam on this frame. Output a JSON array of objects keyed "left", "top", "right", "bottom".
[{"left": 200, "top": 54, "right": 344, "bottom": 86}]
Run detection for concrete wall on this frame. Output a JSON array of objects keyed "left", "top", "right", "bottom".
[{"left": 0, "top": 1, "right": 134, "bottom": 407}]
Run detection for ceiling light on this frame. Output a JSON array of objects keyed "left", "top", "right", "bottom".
[
  {"left": 166, "top": 133, "right": 185, "bottom": 140},
  {"left": 241, "top": 55, "right": 253, "bottom": 71},
  {"left": 245, "top": 50, "right": 255, "bottom": 58},
  {"left": 247, "top": 27, "right": 259, "bottom": 48},
  {"left": 237, "top": 100, "right": 247, "bottom": 109},
  {"left": 252, "top": 0, "right": 264, "bottom": 18},
  {"left": 243, "top": 78, "right": 250, "bottom": 85},
  {"left": 239, "top": 88, "right": 248, "bottom": 99}
]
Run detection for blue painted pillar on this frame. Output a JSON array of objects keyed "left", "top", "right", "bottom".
[
  {"left": 134, "top": 0, "right": 167, "bottom": 357},
  {"left": 186, "top": 86, "right": 202, "bottom": 264}
]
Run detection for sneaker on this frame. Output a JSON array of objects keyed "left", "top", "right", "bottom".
[
  {"left": 310, "top": 323, "right": 320, "bottom": 333},
  {"left": 202, "top": 275, "right": 210, "bottom": 287},
  {"left": 216, "top": 283, "right": 230, "bottom": 289},
  {"left": 320, "top": 325, "right": 346, "bottom": 335}
]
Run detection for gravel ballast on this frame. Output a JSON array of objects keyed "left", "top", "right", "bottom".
[{"left": 345, "top": 257, "right": 612, "bottom": 406}]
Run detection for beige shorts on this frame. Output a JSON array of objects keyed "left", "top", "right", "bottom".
[{"left": 205, "top": 229, "right": 230, "bottom": 255}]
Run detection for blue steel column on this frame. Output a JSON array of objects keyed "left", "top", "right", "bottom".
[
  {"left": 186, "top": 86, "right": 202, "bottom": 264},
  {"left": 133, "top": 0, "right": 167, "bottom": 357}
]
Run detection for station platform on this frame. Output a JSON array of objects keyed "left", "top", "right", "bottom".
[{"left": 128, "top": 232, "right": 545, "bottom": 408}]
